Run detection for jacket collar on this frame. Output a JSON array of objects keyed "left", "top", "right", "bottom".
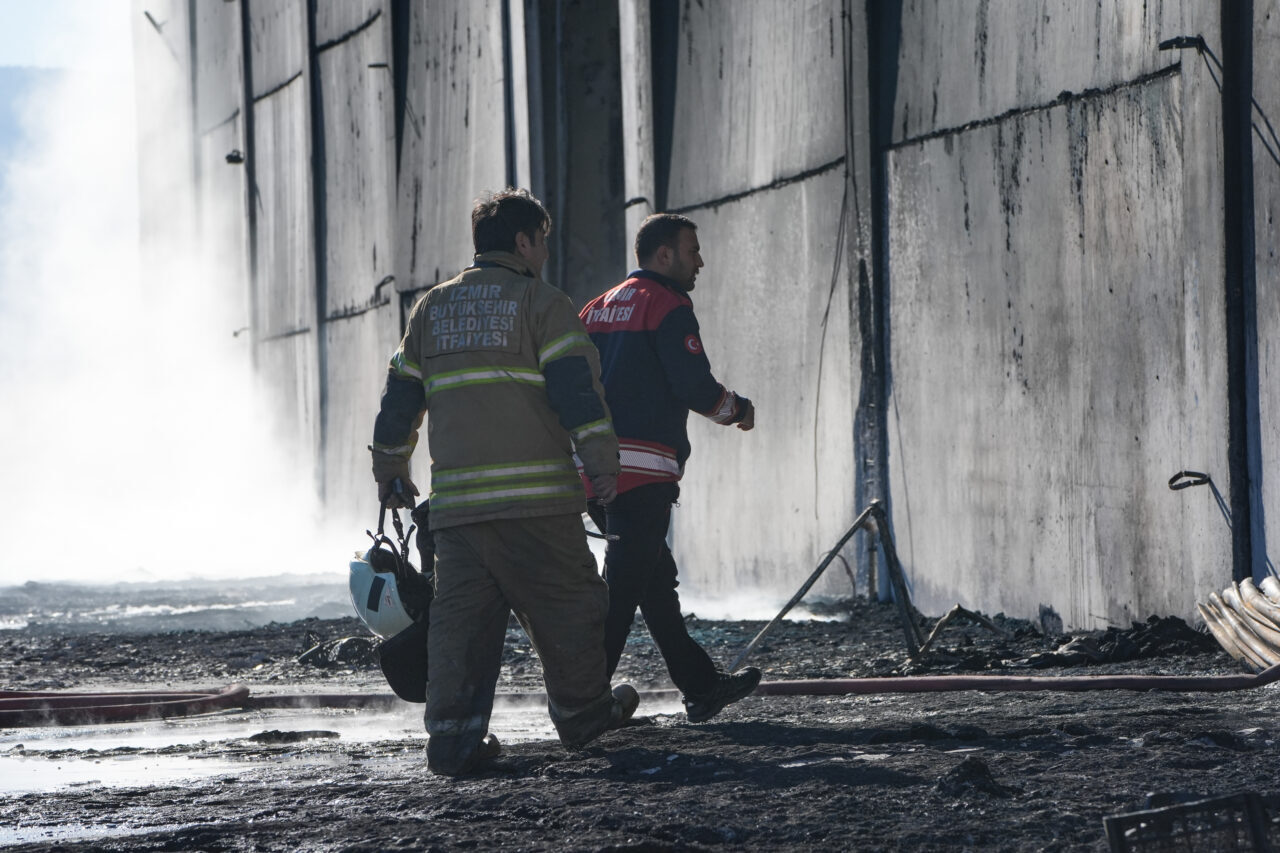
[
  {"left": 629, "top": 267, "right": 690, "bottom": 294},
  {"left": 469, "top": 250, "right": 536, "bottom": 278}
]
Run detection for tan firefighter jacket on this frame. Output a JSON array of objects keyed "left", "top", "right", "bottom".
[{"left": 372, "top": 251, "right": 619, "bottom": 529}]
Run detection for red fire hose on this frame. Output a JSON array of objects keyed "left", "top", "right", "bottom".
[
  {"left": 0, "top": 684, "right": 251, "bottom": 727},
  {"left": 3, "top": 663, "right": 1278, "bottom": 728},
  {"left": 750, "top": 662, "right": 1280, "bottom": 695}
]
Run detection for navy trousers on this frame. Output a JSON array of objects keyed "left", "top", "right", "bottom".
[{"left": 588, "top": 482, "right": 718, "bottom": 697}]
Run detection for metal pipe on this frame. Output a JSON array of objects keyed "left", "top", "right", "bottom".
[{"left": 728, "top": 504, "right": 876, "bottom": 671}]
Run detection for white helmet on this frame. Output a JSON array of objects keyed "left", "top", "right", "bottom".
[{"left": 349, "top": 548, "right": 416, "bottom": 639}]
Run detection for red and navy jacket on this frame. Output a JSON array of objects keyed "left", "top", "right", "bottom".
[{"left": 579, "top": 268, "right": 750, "bottom": 496}]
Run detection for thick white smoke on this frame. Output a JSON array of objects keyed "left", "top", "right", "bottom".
[{"left": 0, "top": 2, "right": 346, "bottom": 585}]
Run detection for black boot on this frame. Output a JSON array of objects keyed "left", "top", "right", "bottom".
[{"left": 683, "top": 667, "right": 762, "bottom": 723}]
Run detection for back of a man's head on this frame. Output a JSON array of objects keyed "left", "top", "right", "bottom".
[
  {"left": 472, "top": 188, "right": 550, "bottom": 254},
  {"left": 634, "top": 213, "right": 697, "bottom": 267}
]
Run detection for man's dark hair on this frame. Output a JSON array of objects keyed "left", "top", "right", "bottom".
[
  {"left": 635, "top": 213, "right": 697, "bottom": 265},
  {"left": 472, "top": 188, "right": 551, "bottom": 254}
]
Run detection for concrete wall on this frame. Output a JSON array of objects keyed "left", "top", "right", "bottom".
[
  {"left": 395, "top": 0, "right": 508, "bottom": 302},
  {"left": 136, "top": 0, "right": 1280, "bottom": 629},
  {"left": 883, "top": 1, "right": 1234, "bottom": 627},
  {"left": 132, "top": 0, "right": 197, "bottom": 269},
  {"left": 529, "top": 0, "right": 626, "bottom": 304},
  {"left": 245, "top": 0, "right": 321, "bottom": 475},
  {"left": 1253, "top": 0, "right": 1280, "bottom": 581},
  {"left": 312, "top": 1, "right": 399, "bottom": 518},
  {"left": 191, "top": 0, "right": 250, "bottom": 335},
  {"left": 644, "top": 0, "right": 867, "bottom": 603}
]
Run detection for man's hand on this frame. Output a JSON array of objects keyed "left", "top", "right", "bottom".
[
  {"left": 372, "top": 450, "right": 419, "bottom": 509},
  {"left": 736, "top": 399, "right": 755, "bottom": 431},
  {"left": 589, "top": 473, "right": 618, "bottom": 504},
  {"left": 379, "top": 475, "right": 420, "bottom": 509}
]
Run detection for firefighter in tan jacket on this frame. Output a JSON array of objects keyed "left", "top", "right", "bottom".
[{"left": 371, "top": 189, "right": 636, "bottom": 775}]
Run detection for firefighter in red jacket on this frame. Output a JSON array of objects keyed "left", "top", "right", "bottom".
[{"left": 580, "top": 212, "right": 761, "bottom": 723}]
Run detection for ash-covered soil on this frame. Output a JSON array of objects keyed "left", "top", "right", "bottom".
[{"left": 2, "top": 598, "right": 1277, "bottom": 852}]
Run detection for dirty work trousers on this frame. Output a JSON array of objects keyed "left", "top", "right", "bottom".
[
  {"left": 587, "top": 483, "right": 718, "bottom": 698},
  {"left": 426, "top": 513, "right": 614, "bottom": 775}
]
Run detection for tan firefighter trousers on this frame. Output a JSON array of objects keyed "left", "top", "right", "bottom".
[{"left": 425, "top": 512, "right": 614, "bottom": 774}]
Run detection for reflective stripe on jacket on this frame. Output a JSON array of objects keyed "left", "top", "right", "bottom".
[
  {"left": 579, "top": 269, "right": 745, "bottom": 496},
  {"left": 374, "top": 251, "right": 619, "bottom": 529}
]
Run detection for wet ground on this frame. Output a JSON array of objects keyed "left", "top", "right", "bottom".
[{"left": 2, "top": 597, "right": 1278, "bottom": 851}]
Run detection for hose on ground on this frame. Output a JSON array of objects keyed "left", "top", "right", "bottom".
[{"left": 4, "top": 663, "right": 1278, "bottom": 728}]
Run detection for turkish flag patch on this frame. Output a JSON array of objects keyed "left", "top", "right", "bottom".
[{"left": 684, "top": 335, "right": 702, "bottom": 354}]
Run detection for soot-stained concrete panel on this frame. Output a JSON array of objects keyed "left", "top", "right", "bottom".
[
  {"left": 395, "top": 0, "right": 508, "bottom": 298},
  {"left": 248, "top": 0, "right": 310, "bottom": 97},
  {"left": 247, "top": 0, "right": 312, "bottom": 338},
  {"left": 669, "top": 173, "right": 859, "bottom": 605},
  {"left": 258, "top": 330, "right": 320, "bottom": 471},
  {"left": 312, "top": 0, "right": 400, "bottom": 515},
  {"left": 314, "top": 0, "right": 384, "bottom": 43},
  {"left": 193, "top": 2, "right": 243, "bottom": 137},
  {"left": 247, "top": 0, "right": 318, "bottom": 461},
  {"left": 197, "top": 119, "right": 252, "bottom": 331},
  {"left": 1252, "top": 0, "right": 1280, "bottom": 577},
  {"left": 323, "top": 313, "right": 396, "bottom": 521},
  {"left": 664, "top": 0, "right": 845, "bottom": 209},
  {"left": 893, "top": 0, "right": 1200, "bottom": 144},
  {"left": 133, "top": 0, "right": 196, "bottom": 259},
  {"left": 192, "top": 2, "right": 250, "bottom": 332},
  {"left": 886, "top": 74, "right": 1230, "bottom": 630},
  {"left": 619, "top": 0, "right": 656, "bottom": 264},
  {"left": 252, "top": 77, "right": 315, "bottom": 338},
  {"left": 313, "top": 1, "right": 394, "bottom": 314},
  {"left": 543, "top": 0, "right": 624, "bottom": 305}
]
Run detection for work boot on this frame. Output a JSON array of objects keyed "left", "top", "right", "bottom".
[
  {"left": 556, "top": 684, "right": 639, "bottom": 749},
  {"left": 683, "top": 667, "right": 762, "bottom": 723},
  {"left": 428, "top": 732, "right": 501, "bottom": 776},
  {"left": 474, "top": 733, "right": 502, "bottom": 763},
  {"left": 609, "top": 684, "right": 639, "bottom": 729}
]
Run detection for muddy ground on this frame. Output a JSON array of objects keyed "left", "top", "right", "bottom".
[{"left": 3, "top": 598, "right": 1280, "bottom": 851}]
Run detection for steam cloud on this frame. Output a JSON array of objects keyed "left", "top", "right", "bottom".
[{"left": 0, "top": 1, "right": 345, "bottom": 585}]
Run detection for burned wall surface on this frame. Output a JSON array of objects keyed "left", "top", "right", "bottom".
[
  {"left": 532, "top": 0, "right": 626, "bottom": 305},
  {"left": 311, "top": 1, "right": 398, "bottom": 517},
  {"left": 191, "top": 0, "right": 250, "bottom": 331},
  {"left": 884, "top": 1, "right": 1237, "bottom": 628},
  {"left": 133, "top": 0, "right": 197, "bottom": 270},
  {"left": 394, "top": 0, "right": 507, "bottom": 306},
  {"left": 1253, "top": 0, "right": 1280, "bottom": 588},
  {"left": 244, "top": 0, "right": 321, "bottom": 477},
  {"left": 643, "top": 0, "right": 868, "bottom": 602},
  {"left": 134, "top": 0, "right": 1280, "bottom": 629}
]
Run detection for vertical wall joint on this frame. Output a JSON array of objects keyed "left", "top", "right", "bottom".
[{"left": 1221, "top": 0, "right": 1259, "bottom": 582}]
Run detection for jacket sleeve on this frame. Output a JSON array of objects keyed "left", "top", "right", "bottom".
[
  {"left": 531, "top": 285, "right": 620, "bottom": 477},
  {"left": 371, "top": 298, "right": 428, "bottom": 459},
  {"left": 654, "top": 303, "right": 749, "bottom": 424}
]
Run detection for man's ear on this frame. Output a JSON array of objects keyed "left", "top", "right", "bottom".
[
  {"left": 654, "top": 243, "right": 672, "bottom": 269},
  {"left": 513, "top": 231, "right": 532, "bottom": 253}
]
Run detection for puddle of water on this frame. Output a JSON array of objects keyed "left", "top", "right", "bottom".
[
  {"left": 0, "top": 751, "right": 250, "bottom": 796},
  {"left": 0, "top": 694, "right": 687, "bottom": 796},
  {"left": 0, "top": 822, "right": 194, "bottom": 848},
  {"left": 0, "top": 706, "right": 422, "bottom": 754}
]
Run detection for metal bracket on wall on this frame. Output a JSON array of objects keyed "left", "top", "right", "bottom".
[
  {"left": 1159, "top": 33, "right": 1280, "bottom": 170},
  {"left": 1168, "top": 469, "right": 1277, "bottom": 577}
]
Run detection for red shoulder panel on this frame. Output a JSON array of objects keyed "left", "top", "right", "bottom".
[{"left": 580, "top": 277, "right": 689, "bottom": 333}]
